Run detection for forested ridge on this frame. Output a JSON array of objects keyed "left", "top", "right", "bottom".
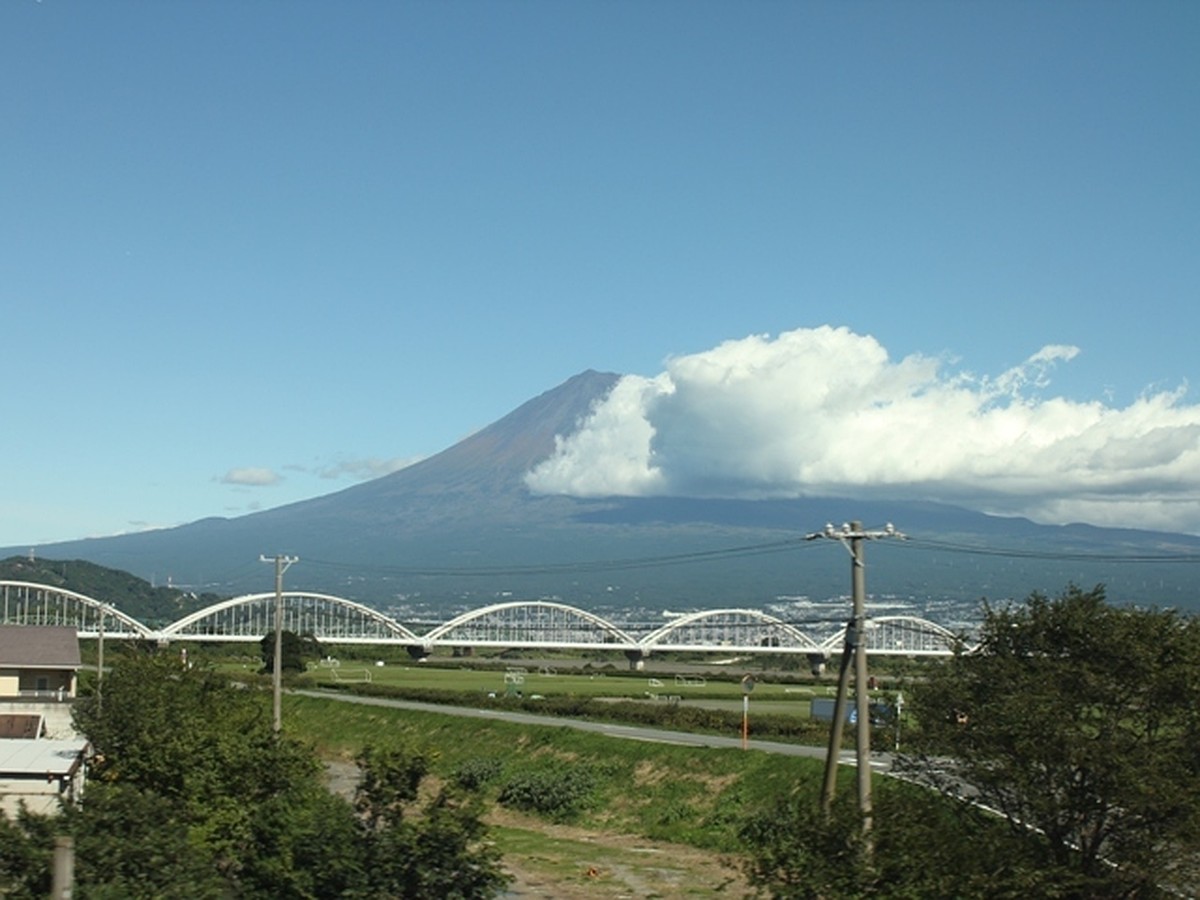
[{"left": 0, "top": 556, "right": 216, "bottom": 626}]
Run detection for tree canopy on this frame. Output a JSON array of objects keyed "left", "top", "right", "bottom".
[
  {"left": 0, "top": 652, "right": 507, "bottom": 898},
  {"left": 740, "top": 585, "right": 1200, "bottom": 899},
  {"left": 908, "top": 584, "right": 1200, "bottom": 896},
  {"left": 260, "top": 629, "right": 324, "bottom": 674}
]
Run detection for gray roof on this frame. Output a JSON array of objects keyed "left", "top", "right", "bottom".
[
  {"left": 0, "top": 738, "right": 89, "bottom": 776},
  {"left": 0, "top": 627, "right": 81, "bottom": 669}
]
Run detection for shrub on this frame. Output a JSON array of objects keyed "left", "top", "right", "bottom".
[
  {"left": 497, "top": 765, "right": 598, "bottom": 821},
  {"left": 451, "top": 756, "right": 504, "bottom": 792}
]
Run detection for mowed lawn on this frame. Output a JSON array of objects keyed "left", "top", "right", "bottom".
[{"left": 296, "top": 657, "right": 841, "bottom": 717}]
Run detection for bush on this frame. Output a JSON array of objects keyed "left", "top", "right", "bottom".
[
  {"left": 451, "top": 756, "right": 504, "bottom": 792},
  {"left": 497, "top": 765, "right": 598, "bottom": 821}
]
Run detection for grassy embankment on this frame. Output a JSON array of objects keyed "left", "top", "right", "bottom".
[
  {"left": 274, "top": 654, "right": 914, "bottom": 896},
  {"left": 98, "top": 645, "right": 914, "bottom": 895},
  {"left": 283, "top": 689, "right": 834, "bottom": 896}
]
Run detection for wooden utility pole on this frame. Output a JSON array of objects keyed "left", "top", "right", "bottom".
[
  {"left": 850, "top": 528, "right": 872, "bottom": 836},
  {"left": 51, "top": 835, "right": 74, "bottom": 899},
  {"left": 808, "top": 522, "right": 904, "bottom": 848},
  {"left": 260, "top": 554, "right": 298, "bottom": 734},
  {"left": 96, "top": 603, "right": 105, "bottom": 713}
]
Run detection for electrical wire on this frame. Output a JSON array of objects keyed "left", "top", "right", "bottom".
[
  {"left": 302, "top": 536, "right": 814, "bottom": 578},
  {"left": 906, "top": 536, "right": 1200, "bottom": 564},
  {"left": 297, "top": 529, "right": 1200, "bottom": 581}
]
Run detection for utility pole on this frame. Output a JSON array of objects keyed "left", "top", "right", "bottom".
[
  {"left": 807, "top": 521, "right": 904, "bottom": 849},
  {"left": 260, "top": 554, "right": 298, "bottom": 734},
  {"left": 96, "top": 603, "right": 106, "bottom": 714},
  {"left": 50, "top": 835, "right": 74, "bottom": 899}
]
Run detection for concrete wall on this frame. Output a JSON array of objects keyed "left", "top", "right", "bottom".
[{"left": 0, "top": 772, "right": 82, "bottom": 818}]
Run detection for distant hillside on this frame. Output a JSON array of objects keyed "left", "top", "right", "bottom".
[
  {"left": 0, "top": 556, "right": 217, "bottom": 627},
  {"left": 8, "top": 370, "right": 1200, "bottom": 616}
]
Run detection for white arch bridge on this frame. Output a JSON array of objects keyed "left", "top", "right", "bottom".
[{"left": 0, "top": 581, "right": 969, "bottom": 658}]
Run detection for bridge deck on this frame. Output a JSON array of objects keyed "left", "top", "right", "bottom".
[{"left": 0, "top": 582, "right": 971, "bottom": 656}]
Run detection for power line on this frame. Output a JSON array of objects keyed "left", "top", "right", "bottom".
[
  {"left": 299, "top": 532, "right": 1200, "bottom": 581},
  {"left": 302, "top": 537, "right": 815, "bottom": 578},
  {"left": 908, "top": 537, "right": 1200, "bottom": 563}
]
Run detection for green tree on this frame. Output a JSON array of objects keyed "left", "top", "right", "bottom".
[
  {"left": 69, "top": 653, "right": 507, "bottom": 898},
  {"left": 354, "top": 743, "right": 433, "bottom": 828},
  {"left": 62, "top": 783, "right": 228, "bottom": 899},
  {"left": 740, "top": 775, "right": 1098, "bottom": 899},
  {"left": 909, "top": 585, "right": 1200, "bottom": 897},
  {"left": 353, "top": 744, "right": 510, "bottom": 899},
  {"left": 0, "top": 807, "right": 54, "bottom": 898},
  {"left": 260, "top": 629, "right": 323, "bottom": 674},
  {"left": 72, "top": 653, "right": 362, "bottom": 897}
]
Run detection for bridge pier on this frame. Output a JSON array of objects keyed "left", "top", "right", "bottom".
[
  {"left": 807, "top": 652, "right": 829, "bottom": 676},
  {"left": 624, "top": 648, "right": 646, "bottom": 671},
  {"left": 405, "top": 644, "right": 432, "bottom": 661}
]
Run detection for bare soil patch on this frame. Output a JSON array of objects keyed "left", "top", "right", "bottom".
[{"left": 487, "top": 807, "right": 751, "bottom": 899}]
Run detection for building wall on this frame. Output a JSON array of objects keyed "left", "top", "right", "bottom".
[
  {"left": 17, "top": 670, "right": 74, "bottom": 698},
  {"left": 0, "top": 772, "right": 82, "bottom": 818},
  {"left": 0, "top": 667, "right": 76, "bottom": 700}
]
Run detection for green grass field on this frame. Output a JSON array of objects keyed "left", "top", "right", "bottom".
[{"left": 293, "top": 657, "right": 844, "bottom": 717}]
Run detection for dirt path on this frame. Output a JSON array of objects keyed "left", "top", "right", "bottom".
[{"left": 488, "top": 807, "right": 751, "bottom": 899}]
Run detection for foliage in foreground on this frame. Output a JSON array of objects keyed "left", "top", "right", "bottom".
[
  {"left": 906, "top": 584, "right": 1200, "bottom": 898},
  {"left": 739, "top": 585, "right": 1200, "bottom": 899},
  {"left": 741, "top": 776, "right": 1130, "bottom": 899},
  {"left": 0, "top": 654, "right": 508, "bottom": 899}
]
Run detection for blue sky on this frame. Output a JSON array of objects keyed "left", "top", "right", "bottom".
[{"left": 3, "top": 0, "right": 1198, "bottom": 547}]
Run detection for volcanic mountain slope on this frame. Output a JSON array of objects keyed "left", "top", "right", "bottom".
[
  {"left": 12, "top": 369, "right": 1200, "bottom": 611},
  {"left": 278, "top": 368, "right": 623, "bottom": 524},
  {"left": 14, "top": 370, "right": 630, "bottom": 598}
]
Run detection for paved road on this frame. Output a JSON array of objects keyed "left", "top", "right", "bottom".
[{"left": 293, "top": 688, "right": 896, "bottom": 772}]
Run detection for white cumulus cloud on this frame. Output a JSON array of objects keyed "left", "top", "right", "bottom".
[{"left": 525, "top": 326, "right": 1200, "bottom": 534}]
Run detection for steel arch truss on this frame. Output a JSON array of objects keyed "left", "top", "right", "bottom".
[
  {"left": 819, "top": 615, "right": 964, "bottom": 656},
  {"left": 424, "top": 600, "right": 638, "bottom": 651},
  {"left": 641, "top": 608, "right": 822, "bottom": 654},
  {"left": 0, "top": 580, "right": 154, "bottom": 640},
  {"left": 159, "top": 592, "right": 420, "bottom": 644}
]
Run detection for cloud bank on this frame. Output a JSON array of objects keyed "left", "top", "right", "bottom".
[{"left": 525, "top": 326, "right": 1200, "bottom": 534}]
